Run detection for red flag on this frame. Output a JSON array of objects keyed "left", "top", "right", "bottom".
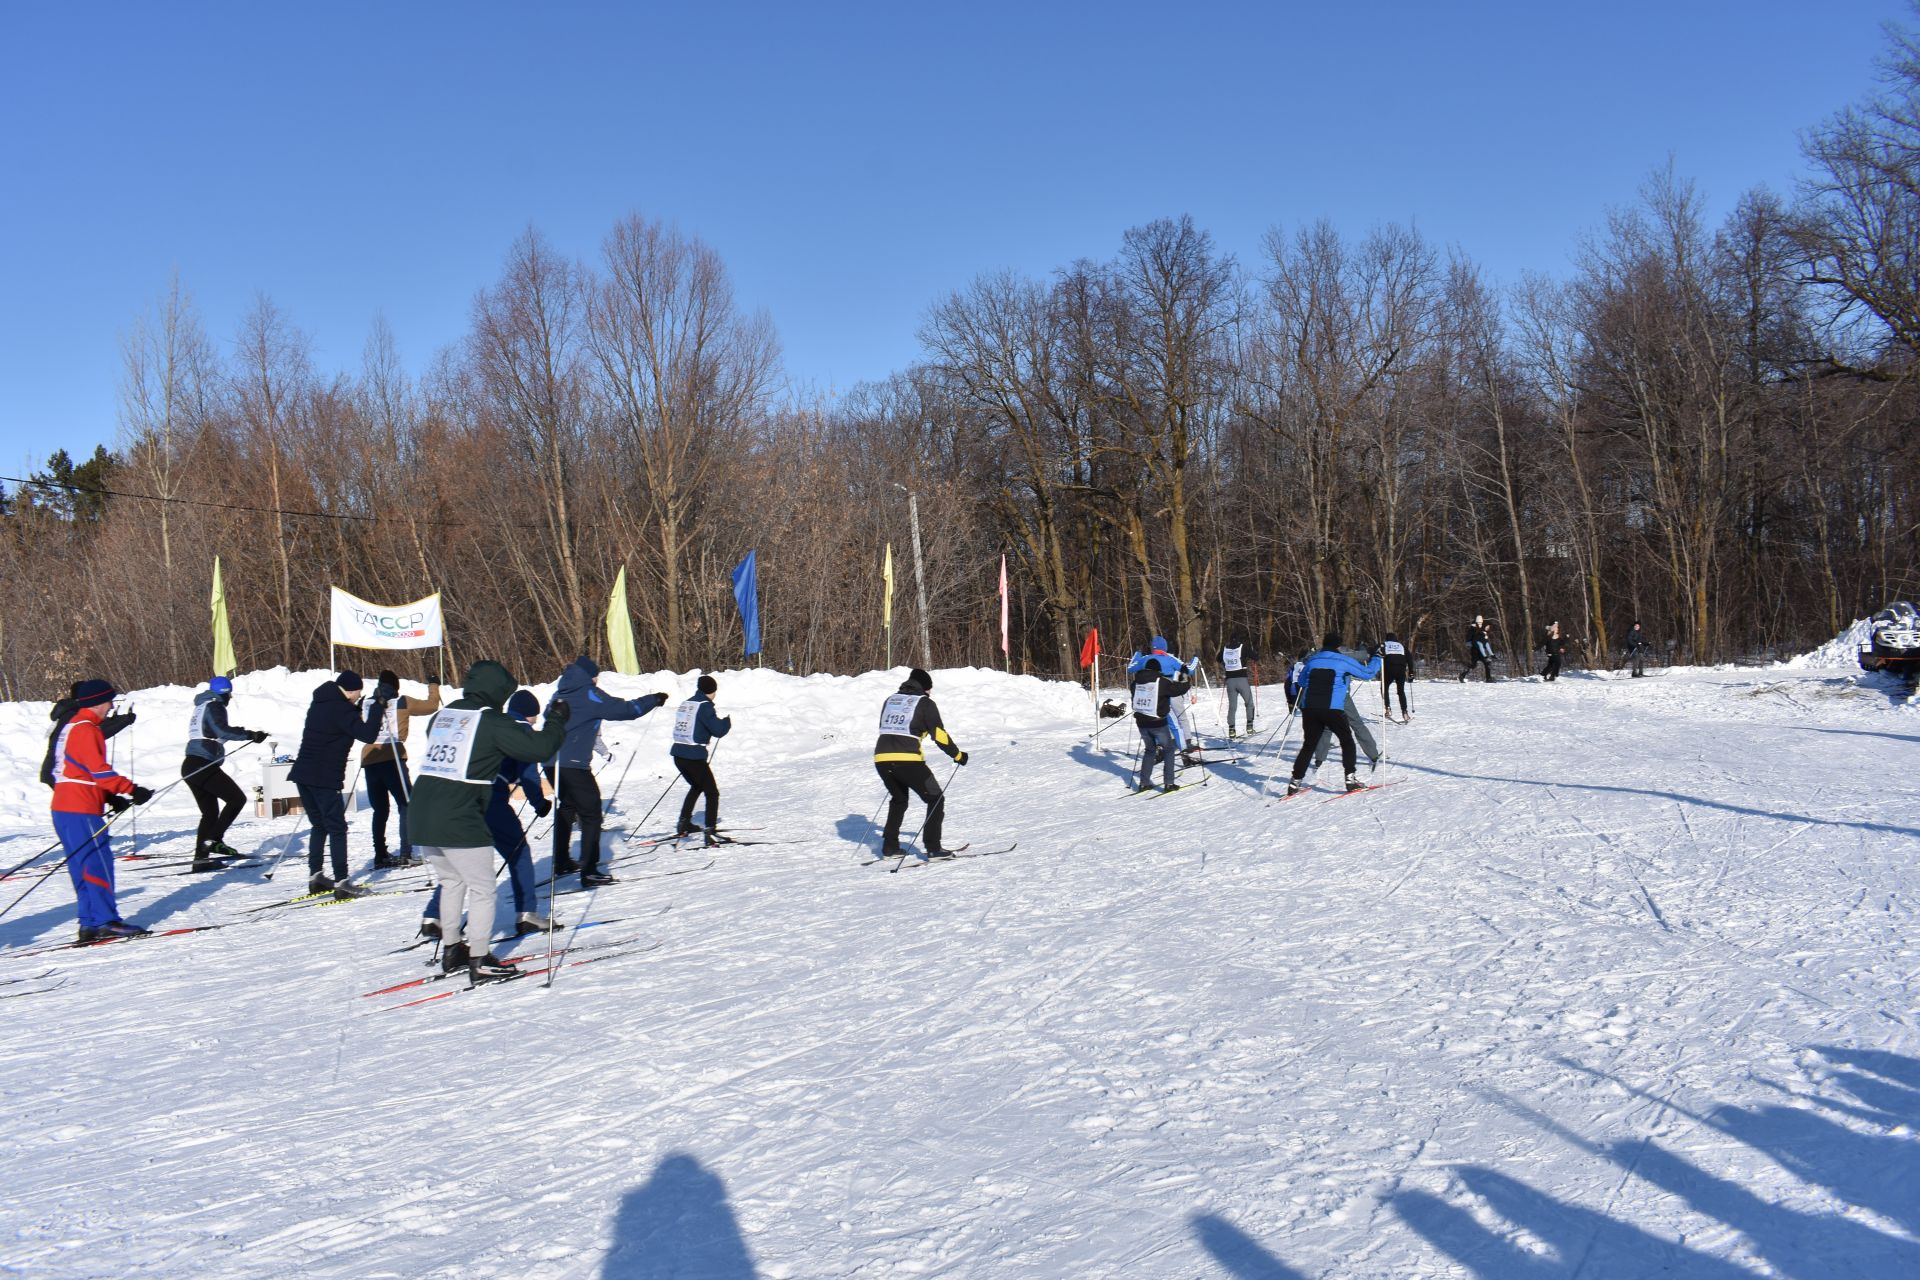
[{"left": 1079, "top": 627, "right": 1099, "bottom": 669}]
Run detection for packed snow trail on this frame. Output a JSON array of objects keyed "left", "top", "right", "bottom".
[{"left": 0, "top": 665, "right": 1915, "bottom": 1277}]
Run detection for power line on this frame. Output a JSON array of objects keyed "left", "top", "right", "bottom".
[{"left": 0, "top": 473, "right": 558, "bottom": 531}]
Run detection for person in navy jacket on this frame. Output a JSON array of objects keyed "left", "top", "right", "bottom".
[
  {"left": 288, "top": 671, "right": 388, "bottom": 897},
  {"left": 545, "top": 656, "right": 668, "bottom": 887},
  {"left": 1286, "top": 635, "right": 1382, "bottom": 795},
  {"left": 669, "top": 675, "right": 733, "bottom": 842}
]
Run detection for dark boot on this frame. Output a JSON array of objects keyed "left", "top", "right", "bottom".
[{"left": 440, "top": 942, "right": 471, "bottom": 975}]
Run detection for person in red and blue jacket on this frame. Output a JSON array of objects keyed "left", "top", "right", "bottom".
[{"left": 49, "top": 679, "right": 155, "bottom": 942}]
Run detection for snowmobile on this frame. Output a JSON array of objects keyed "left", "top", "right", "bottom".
[{"left": 1858, "top": 601, "right": 1920, "bottom": 678}]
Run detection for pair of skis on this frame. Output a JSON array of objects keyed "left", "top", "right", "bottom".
[{"left": 864, "top": 842, "right": 1021, "bottom": 871}]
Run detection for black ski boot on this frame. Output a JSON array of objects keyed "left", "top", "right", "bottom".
[
  {"left": 581, "top": 871, "right": 617, "bottom": 888},
  {"left": 419, "top": 918, "right": 442, "bottom": 941},
  {"left": 440, "top": 942, "right": 471, "bottom": 975},
  {"left": 332, "top": 879, "right": 373, "bottom": 900},
  {"left": 1345, "top": 774, "right": 1365, "bottom": 792},
  {"left": 468, "top": 952, "right": 519, "bottom": 983},
  {"left": 307, "top": 873, "right": 336, "bottom": 896}
]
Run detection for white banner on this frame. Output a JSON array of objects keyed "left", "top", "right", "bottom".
[{"left": 329, "top": 587, "right": 443, "bottom": 651}]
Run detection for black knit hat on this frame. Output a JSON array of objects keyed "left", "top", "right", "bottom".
[
  {"left": 1322, "top": 632, "right": 1343, "bottom": 651},
  {"left": 908, "top": 667, "right": 933, "bottom": 691},
  {"left": 336, "top": 670, "right": 364, "bottom": 692},
  {"left": 697, "top": 675, "right": 718, "bottom": 696}
]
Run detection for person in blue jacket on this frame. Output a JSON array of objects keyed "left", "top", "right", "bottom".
[
  {"left": 1286, "top": 634, "right": 1382, "bottom": 796},
  {"left": 546, "top": 656, "right": 668, "bottom": 887},
  {"left": 421, "top": 689, "right": 559, "bottom": 940},
  {"left": 670, "top": 675, "right": 733, "bottom": 842},
  {"left": 183, "top": 675, "right": 269, "bottom": 870}
]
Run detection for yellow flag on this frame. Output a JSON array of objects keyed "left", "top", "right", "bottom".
[
  {"left": 883, "top": 543, "right": 894, "bottom": 628},
  {"left": 211, "top": 556, "right": 237, "bottom": 677},
  {"left": 606, "top": 566, "right": 641, "bottom": 675}
]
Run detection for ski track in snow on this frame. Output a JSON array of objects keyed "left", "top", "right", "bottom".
[{"left": 1, "top": 664, "right": 1918, "bottom": 1277}]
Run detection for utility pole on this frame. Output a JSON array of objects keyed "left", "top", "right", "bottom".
[{"left": 896, "top": 483, "right": 933, "bottom": 669}]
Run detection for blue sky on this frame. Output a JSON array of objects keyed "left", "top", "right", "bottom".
[{"left": 0, "top": 0, "right": 1906, "bottom": 473}]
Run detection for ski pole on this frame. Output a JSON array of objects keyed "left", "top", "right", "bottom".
[{"left": 890, "top": 759, "right": 962, "bottom": 872}]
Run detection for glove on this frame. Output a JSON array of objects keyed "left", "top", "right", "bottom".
[
  {"left": 130, "top": 785, "right": 155, "bottom": 806},
  {"left": 533, "top": 799, "right": 553, "bottom": 819},
  {"left": 655, "top": 692, "right": 671, "bottom": 706},
  {"left": 103, "top": 793, "right": 132, "bottom": 815},
  {"left": 249, "top": 729, "right": 269, "bottom": 744},
  {"left": 954, "top": 750, "right": 969, "bottom": 766},
  {"left": 547, "top": 699, "right": 572, "bottom": 725}
]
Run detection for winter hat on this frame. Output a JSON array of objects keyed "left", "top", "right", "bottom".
[
  {"left": 377, "top": 668, "right": 399, "bottom": 689},
  {"left": 1150, "top": 635, "right": 1169, "bottom": 652},
  {"left": 72, "top": 679, "right": 116, "bottom": 708},
  {"left": 209, "top": 676, "right": 234, "bottom": 696},
  {"left": 506, "top": 689, "right": 541, "bottom": 721},
  {"left": 1322, "top": 632, "right": 1344, "bottom": 651},
  {"left": 1384, "top": 632, "right": 1398, "bottom": 643},
  {"left": 697, "top": 675, "right": 718, "bottom": 696},
  {"left": 574, "top": 655, "right": 600, "bottom": 678},
  {"left": 335, "top": 670, "right": 364, "bottom": 692},
  {"left": 908, "top": 667, "right": 934, "bottom": 692}
]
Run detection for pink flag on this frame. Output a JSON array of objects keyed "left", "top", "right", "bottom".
[{"left": 998, "top": 555, "right": 1009, "bottom": 657}]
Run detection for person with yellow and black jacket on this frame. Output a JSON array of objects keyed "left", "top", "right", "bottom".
[
  {"left": 362, "top": 670, "right": 442, "bottom": 869},
  {"left": 873, "top": 668, "right": 966, "bottom": 860}
]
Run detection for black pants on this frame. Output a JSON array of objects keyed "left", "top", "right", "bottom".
[
  {"left": 182, "top": 756, "right": 245, "bottom": 854},
  {"left": 297, "top": 784, "right": 350, "bottom": 880},
  {"left": 1629, "top": 649, "right": 1647, "bottom": 677},
  {"left": 363, "top": 758, "right": 411, "bottom": 855},
  {"left": 1542, "top": 654, "right": 1561, "bottom": 681},
  {"left": 1383, "top": 673, "right": 1408, "bottom": 716},
  {"left": 1460, "top": 653, "right": 1494, "bottom": 681},
  {"left": 675, "top": 756, "right": 719, "bottom": 832},
  {"left": 1292, "top": 709, "right": 1355, "bottom": 779},
  {"left": 553, "top": 766, "right": 606, "bottom": 874},
  {"left": 876, "top": 760, "right": 944, "bottom": 853}
]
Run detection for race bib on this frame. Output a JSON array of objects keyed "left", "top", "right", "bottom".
[
  {"left": 1131, "top": 681, "right": 1160, "bottom": 716},
  {"left": 376, "top": 707, "right": 399, "bottom": 746},
  {"left": 1382, "top": 640, "right": 1405, "bottom": 656},
  {"left": 1223, "top": 646, "right": 1242, "bottom": 671},
  {"left": 186, "top": 702, "right": 211, "bottom": 740},
  {"left": 878, "top": 693, "right": 921, "bottom": 736},
  {"left": 673, "top": 700, "right": 701, "bottom": 746},
  {"left": 416, "top": 708, "right": 487, "bottom": 785}
]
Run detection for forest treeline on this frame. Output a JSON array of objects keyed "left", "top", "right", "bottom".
[{"left": 3, "top": 32, "right": 1919, "bottom": 700}]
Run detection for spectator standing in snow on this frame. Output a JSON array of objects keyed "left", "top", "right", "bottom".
[
  {"left": 873, "top": 667, "right": 967, "bottom": 859},
  {"left": 1459, "top": 616, "right": 1496, "bottom": 682},
  {"left": 1625, "top": 622, "right": 1651, "bottom": 677},
  {"left": 1131, "top": 655, "right": 1192, "bottom": 793},
  {"left": 288, "top": 671, "right": 389, "bottom": 898},
  {"left": 361, "top": 669, "right": 441, "bottom": 869},
  {"left": 1287, "top": 635, "right": 1383, "bottom": 796},
  {"left": 182, "top": 676, "right": 269, "bottom": 870},
  {"left": 1376, "top": 634, "right": 1412, "bottom": 721},
  {"left": 48, "top": 679, "right": 154, "bottom": 941},
  {"left": 1540, "top": 623, "right": 1566, "bottom": 682},
  {"left": 670, "top": 675, "right": 732, "bottom": 842},
  {"left": 1222, "top": 640, "right": 1258, "bottom": 737},
  {"left": 547, "top": 656, "right": 668, "bottom": 888}
]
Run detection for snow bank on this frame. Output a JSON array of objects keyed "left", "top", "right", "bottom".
[{"left": 1780, "top": 618, "right": 1872, "bottom": 669}]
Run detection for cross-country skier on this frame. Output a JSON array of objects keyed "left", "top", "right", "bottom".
[
  {"left": 873, "top": 667, "right": 967, "bottom": 859},
  {"left": 1222, "top": 640, "right": 1258, "bottom": 737},
  {"left": 1376, "top": 633, "right": 1412, "bottom": 721},
  {"left": 1458, "top": 616, "right": 1496, "bottom": 682},
  {"left": 1285, "top": 650, "right": 1308, "bottom": 712},
  {"left": 183, "top": 676, "right": 269, "bottom": 871},
  {"left": 288, "top": 671, "right": 390, "bottom": 899},
  {"left": 1625, "top": 622, "right": 1651, "bottom": 677},
  {"left": 362, "top": 670, "right": 441, "bottom": 869},
  {"left": 1540, "top": 622, "right": 1566, "bottom": 682},
  {"left": 547, "top": 656, "right": 668, "bottom": 888},
  {"left": 411, "top": 663, "right": 572, "bottom": 980},
  {"left": 1286, "top": 635, "right": 1383, "bottom": 796},
  {"left": 1130, "top": 637, "right": 1200, "bottom": 762},
  {"left": 49, "top": 679, "right": 154, "bottom": 941},
  {"left": 1131, "top": 655, "right": 1192, "bottom": 793},
  {"left": 671, "top": 675, "right": 732, "bottom": 842},
  {"left": 419, "top": 687, "right": 565, "bottom": 947},
  {"left": 1309, "top": 658, "right": 1382, "bottom": 773}
]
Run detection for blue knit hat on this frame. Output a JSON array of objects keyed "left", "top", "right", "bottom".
[
  {"left": 72, "top": 679, "right": 116, "bottom": 708},
  {"left": 507, "top": 689, "right": 541, "bottom": 721},
  {"left": 1150, "top": 635, "right": 1169, "bottom": 652}
]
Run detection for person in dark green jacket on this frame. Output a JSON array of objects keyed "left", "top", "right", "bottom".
[{"left": 410, "top": 660, "right": 571, "bottom": 980}]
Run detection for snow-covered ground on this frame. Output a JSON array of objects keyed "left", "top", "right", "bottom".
[{"left": 1, "top": 660, "right": 1916, "bottom": 1278}]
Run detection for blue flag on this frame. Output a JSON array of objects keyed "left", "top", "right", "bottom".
[{"left": 731, "top": 550, "right": 761, "bottom": 656}]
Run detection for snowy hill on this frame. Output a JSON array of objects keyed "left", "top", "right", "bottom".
[{"left": 2, "top": 663, "right": 1917, "bottom": 1278}]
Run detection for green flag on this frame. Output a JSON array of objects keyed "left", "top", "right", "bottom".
[
  {"left": 211, "top": 556, "right": 237, "bottom": 677},
  {"left": 606, "top": 566, "right": 641, "bottom": 675}
]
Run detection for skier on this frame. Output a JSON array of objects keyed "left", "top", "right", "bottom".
[
  {"left": 361, "top": 669, "right": 441, "bottom": 869},
  {"left": 1308, "top": 659, "right": 1382, "bottom": 773},
  {"left": 1540, "top": 622, "right": 1566, "bottom": 682},
  {"left": 1458, "top": 615, "right": 1496, "bottom": 682},
  {"left": 288, "top": 671, "right": 390, "bottom": 899},
  {"left": 1376, "top": 633, "right": 1412, "bottom": 721},
  {"left": 670, "top": 675, "right": 732, "bottom": 842},
  {"left": 1286, "top": 634, "right": 1383, "bottom": 796},
  {"left": 1222, "top": 639, "right": 1258, "bottom": 737},
  {"left": 1131, "top": 637, "right": 1200, "bottom": 762},
  {"left": 873, "top": 667, "right": 968, "bottom": 859},
  {"left": 182, "top": 675, "right": 270, "bottom": 871},
  {"left": 411, "top": 663, "right": 572, "bottom": 980},
  {"left": 1131, "top": 654, "right": 1192, "bottom": 793},
  {"left": 1624, "top": 622, "right": 1651, "bottom": 677},
  {"left": 419, "top": 686, "right": 566, "bottom": 948},
  {"left": 1285, "top": 650, "right": 1307, "bottom": 712},
  {"left": 547, "top": 656, "right": 669, "bottom": 888},
  {"left": 48, "top": 679, "right": 154, "bottom": 941}
]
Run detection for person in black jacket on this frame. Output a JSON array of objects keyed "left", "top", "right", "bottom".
[
  {"left": 1131, "top": 655, "right": 1192, "bottom": 793},
  {"left": 287, "top": 671, "right": 388, "bottom": 898},
  {"left": 670, "top": 675, "right": 732, "bottom": 842},
  {"left": 1458, "top": 616, "right": 1496, "bottom": 682},
  {"left": 1624, "top": 622, "right": 1651, "bottom": 677},
  {"left": 873, "top": 668, "right": 967, "bottom": 859},
  {"left": 1375, "top": 633, "right": 1412, "bottom": 721},
  {"left": 1540, "top": 622, "right": 1567, "bottom": 681}
]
